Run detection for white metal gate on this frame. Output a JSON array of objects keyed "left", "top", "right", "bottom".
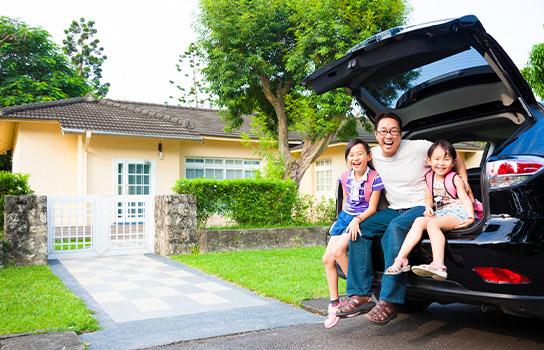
[{"left": 47, "top": 195, "right": 154, "bottom": 259}]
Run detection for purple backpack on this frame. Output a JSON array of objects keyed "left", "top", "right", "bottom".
[{"left": 339, "top": 169, "right": 378, "bottom": 203}]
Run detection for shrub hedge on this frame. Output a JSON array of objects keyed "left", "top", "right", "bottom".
[
  {"left": 0, "top": 172, "right": 33, "bottom": 235},
  {"left": 173, "top": 178, "right": 298, "bottom": 226},
  {"left": 292, "top": 194, "right": 336, "bottom": 226}
]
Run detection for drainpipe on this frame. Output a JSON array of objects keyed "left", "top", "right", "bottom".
[{"left": 76, "top": 131, "right": 92, "bottom": 195}]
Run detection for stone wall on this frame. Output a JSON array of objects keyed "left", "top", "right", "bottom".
[
  {"left": 0, "top": 241, "right": 7, "bottom": 268},
  {"left": 154, "top": 194, "right": 197, "bottom": 255},
  {"left": 3, "top": 195, "right": 48, "bottom": 265},
  {"left": 199, "top": 226, "right": 328, "bottom": 252}
]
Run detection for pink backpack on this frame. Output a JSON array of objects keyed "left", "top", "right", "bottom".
[
  {"left": 340, "top": 169, "right": 378, "bottom": 203},
  {"left": 425, "top": 170, "right": 484, "bottom": 220}
]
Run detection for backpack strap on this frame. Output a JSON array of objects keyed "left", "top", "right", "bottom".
[
  {"left": 339, "top": 170, "right": 350, "bottom": 193},
  {"left": 364, "top": 169, "right": 378, "bottom": 203},
  {"left": 425, "top": 170, "right": 434, "bottom": 197},
  {"left": 444, "top": 171, "right": 458, "bottom": 199},
  {"left": 425, "top": 170, "right": 458, "bottom": 199}
]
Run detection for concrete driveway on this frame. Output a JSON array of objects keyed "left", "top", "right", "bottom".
[{"left": 50, "top": 254, "right": 321, "bottom": 350}]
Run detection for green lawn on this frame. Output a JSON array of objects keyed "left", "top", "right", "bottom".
[
  {"left": 53, "top": 237, "right": 92, "bottom": 251},
  {"left": 0, "top": 265, "right": 99, "bottom": 335},
  {"left": 172, "top": 246, "right": 345, "bottom": 305}
]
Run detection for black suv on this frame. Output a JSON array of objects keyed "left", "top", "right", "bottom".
[{"left": 305, "top": 15, "right": 544, "bottom": 318}]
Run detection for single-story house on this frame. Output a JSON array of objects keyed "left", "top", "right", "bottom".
[{"left": 0, "top": 96, "right": 483, "bottom": 199}]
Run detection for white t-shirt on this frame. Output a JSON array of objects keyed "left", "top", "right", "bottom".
[{"left": 371, "top": 140, "right": 432, "bottom": 210}]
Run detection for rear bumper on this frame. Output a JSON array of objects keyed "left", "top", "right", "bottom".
[{"left": 405, "top": 276, "right": 544, "bottom": 318}]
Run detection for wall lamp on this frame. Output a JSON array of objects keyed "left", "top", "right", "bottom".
[{"left": 158, "top": 142, "right": 163, "bottom": 160}]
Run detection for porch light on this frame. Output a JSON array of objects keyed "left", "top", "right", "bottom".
[{"left": 158, "top": 142, "right": 163, "bottom": 160}]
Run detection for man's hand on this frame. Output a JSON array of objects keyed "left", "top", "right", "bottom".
[{"left": 347, "top": 218, "right": 361, "bottom": 241}]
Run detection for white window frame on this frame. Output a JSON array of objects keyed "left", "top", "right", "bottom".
[
  {"left": 185, "top": 157, "right": 261, "bottom": 180},
  {"left": 113, "top": 159, "right": 156, "bottom": 195},
  {"left": 316, "top": 158, "right": 333, "bottom": 197}
]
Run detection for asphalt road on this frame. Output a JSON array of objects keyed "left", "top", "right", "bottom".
[{"left": 149, "top": 303, "right": 544, "bottom": 350}]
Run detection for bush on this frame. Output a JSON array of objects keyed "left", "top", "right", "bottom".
[
  {"left": 0, "top": 172, "right": 33, "bottom": 265},
  {"left": 0, "top": 171, "right": 33, "bottom": 234},
  {"left": 173, "top": 178, "right": 297, "bottom": 227},
  {"left": 292, "top": 194, "right": 336, "bottom": 226}
]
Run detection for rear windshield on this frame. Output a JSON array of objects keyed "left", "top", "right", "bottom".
[{"left": 365, "top": 47, "right": 497, "bottom": 109}]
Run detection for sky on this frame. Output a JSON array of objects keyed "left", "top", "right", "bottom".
[{"left": 3, "top": 0, "right": 544, "bottom": 105}]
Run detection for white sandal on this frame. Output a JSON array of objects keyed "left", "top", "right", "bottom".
[
  {"left": 412, "top": 263, "right": 448, "bottom": 281},
  {"left": 384, "top": 257, "right": 411, "bottom": 275}
]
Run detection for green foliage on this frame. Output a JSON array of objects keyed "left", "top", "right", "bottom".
[
  {"left": 63, "top": 17, "right": 109, "bottom": 97},
  {"left": 197, "top": 0, "right": 408, "bottom": 182},
  {"left": 292, "top": 194, "right": 336, "bottom": 226},
  {"left": 0, "top": 171, "right": 33, "bottom": 232},
  {"left": 0, "top": 151, "right": 11, "bottom": 172},
  {"left": 522, "top": 42, "right": 544, "bottom": 100},
  {"left": 173, "top": 246, "right": 346, "bottom": 304},
  {"left": 0, "top": 16, "right": 91, "bottom": 107},
  {"left": 0, "top": 266, "right": 99, "bottom": 335},
  {"left": 173, "top": 178, "right": 297, "bottom": 226},
  {"left": 241, "top": 113, "right": 285, "bottom": 180},
  {"left": 168, "top": 42, "right": 213, "bottom": 108}
]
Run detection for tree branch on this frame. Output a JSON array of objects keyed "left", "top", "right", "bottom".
[{"left": 259, "top": 75, "right": 292, "bottom": 165}]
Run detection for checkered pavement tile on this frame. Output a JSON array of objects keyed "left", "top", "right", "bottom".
[{"left": 60, "top": 255, "right": 266, "bottom": 323}]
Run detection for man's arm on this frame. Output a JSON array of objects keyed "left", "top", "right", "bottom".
[{"left": 454, "top": 156, "right": 474, "bottom": 200}]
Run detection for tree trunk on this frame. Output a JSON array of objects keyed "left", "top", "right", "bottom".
[
  {"left": 259, "top": 75, "right": 335, "bottom": 186},
  {"left": 285, "top": 133, "right": 334, "bottom": 185}
]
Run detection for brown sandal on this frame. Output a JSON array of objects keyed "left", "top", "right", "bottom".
[
  {"left": 336, "top": 295, "right": 375, "bottom": 318},
  {"left": 364, "top": 300, "right": 397, "bottom": 324}
]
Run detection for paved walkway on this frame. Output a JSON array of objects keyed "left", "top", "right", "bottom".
[{"left": 50, "top": 254, "right": 321, "bottom": 350}]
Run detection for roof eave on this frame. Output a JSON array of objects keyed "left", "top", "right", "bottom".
[{"left": 62, "top": 128, "right": 203, "bottom": 141}]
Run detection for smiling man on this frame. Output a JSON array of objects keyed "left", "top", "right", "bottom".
[{"left": 336, "top": 113, "right": 471, "bottom": 324}]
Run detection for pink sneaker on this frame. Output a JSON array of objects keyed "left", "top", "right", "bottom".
[{"left": 324, "top": 299, "right": 346, "bottom": 329}]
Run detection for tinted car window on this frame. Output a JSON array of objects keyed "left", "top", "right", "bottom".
[{"left": 364, "top": 48, "right": 498, "bottom": 109}]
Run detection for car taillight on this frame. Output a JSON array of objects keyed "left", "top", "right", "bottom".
[
  {"left": 487, "top": 156, "right": 544, "bottom": 189},
  {"left": 473, "top": 266, "right": 531, "bottom": 284}
]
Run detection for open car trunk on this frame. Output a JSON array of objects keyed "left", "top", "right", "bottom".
[{"left": 310, "top": 15, "right": 538, "bottom": 242}]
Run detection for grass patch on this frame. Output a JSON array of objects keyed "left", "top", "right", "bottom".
[
  {"left": 0, "top": 265, "right": 99, "bottom": 335},
  {"left": 172, "top": 246, "right": 345, "bottom": 305},
  {"left": 53, "top": 237, "right": 92, "bottom": 251}
]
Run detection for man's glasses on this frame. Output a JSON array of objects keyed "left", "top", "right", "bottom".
[{"left": 376, "top": 129, "right": 401, "bottom": 136}]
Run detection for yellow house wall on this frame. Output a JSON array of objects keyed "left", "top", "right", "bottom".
[
  {"left": 299, "top": 143, "right": 354, "bottom": 200},
  {"left": 11, "top": 126, "right": 262, "bottom": 196},
  {"left": 12, "top": 122, "right": 78, "bottom": 195},
  {"left": 87, "top": 135, "right": 185, "bottom": 195}
]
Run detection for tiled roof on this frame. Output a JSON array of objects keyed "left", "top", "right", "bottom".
[
  {"left": 0, "top": 97, "right": 263, "bottom": 140},
  {"left": 100, "top": 99, "right": 257, "bottom": 138},
  {"left": 0, "top": 97, "right": 484, "bottom": 150}
]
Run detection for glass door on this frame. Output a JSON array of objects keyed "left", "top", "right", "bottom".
[{"left": 111, "top": 161, "right": 153, "bottom": 250}]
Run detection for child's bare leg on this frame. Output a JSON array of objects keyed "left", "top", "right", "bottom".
[
  {"left": 322, "top": 235, "right": 345, "bottom": 300},
  {"left": 385, "top": 216, "right": 430, "bottom": 273},
  {"left": 426, "top": 215, "right": 460, "bottom": 266},
  {"left": 332, "top": 233, "right": 350, "bottom": 275},
  {"left": 397, "top": 216, "right": 431, "bottom": 259}
]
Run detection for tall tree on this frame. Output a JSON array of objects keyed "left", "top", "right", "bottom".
[
  {"left": 522, "top": 40, "right": 544, "bottom": 100},
  {"left": 169, "top": 42, "right": 213, "bottom": 108},
  {"left": 198, "top": 0, "right": 408, "bottom": 184},
  {"left": 63, "top": 17, "right": 109, "bottom": 97},
  {"left": 0, "top": 16, "right": 91, "bottom": 107}
]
